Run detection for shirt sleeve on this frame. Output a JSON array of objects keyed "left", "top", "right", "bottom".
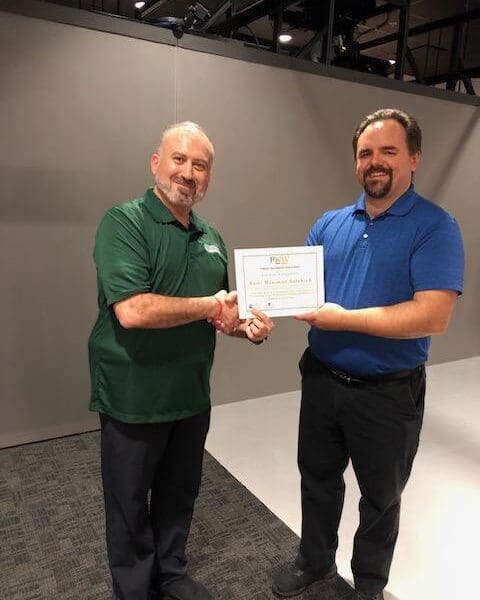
[
  {"left": 216, "top": 231, "right": 229, "bottom": 290},
  {"left": 411, "top": 213, "right": 465, "bottom": 294},
  {"left": 306, "top": 216, "right": 325, "bottom": 246},
  {"left": 94, "top": 207, "right": 151, "bottom": 306}
]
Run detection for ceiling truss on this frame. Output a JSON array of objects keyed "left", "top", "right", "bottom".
[{"left": 35, "top": 1, "right": 480, "bottom": 95}]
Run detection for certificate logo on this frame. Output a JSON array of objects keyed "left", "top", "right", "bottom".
[{"left": 270, "top": 255, "right": 289, "bottom": 265}]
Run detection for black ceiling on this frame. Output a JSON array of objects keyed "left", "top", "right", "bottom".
[{"left": 43, "top": 1, "right": 480, "bottom": 94}]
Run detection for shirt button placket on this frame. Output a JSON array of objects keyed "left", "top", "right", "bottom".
[
  {"left": 360, "top": 218, "right": 371, "bottom": 247},
  {"left": 185, "top": 232, "right": 191, "bottom": 270}
]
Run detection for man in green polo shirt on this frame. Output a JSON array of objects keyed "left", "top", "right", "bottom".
[{"left": 88, "top": 122, "right": 273, "bottom": 600}]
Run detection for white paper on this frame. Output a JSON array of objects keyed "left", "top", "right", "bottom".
[{"left": 234, "top": 246, "right": 324, "bottom": 319}]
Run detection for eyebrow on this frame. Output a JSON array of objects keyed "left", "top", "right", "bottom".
[
  {"left": 358, "top": 145, "right": 399, "bottom": 154},
  {"left": 170, "top": 152, "right": 210, "bottom": 168}
]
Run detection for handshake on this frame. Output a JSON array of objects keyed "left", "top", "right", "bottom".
[{"left": 208, "top": 290, "right": 273, "bottom": 344}]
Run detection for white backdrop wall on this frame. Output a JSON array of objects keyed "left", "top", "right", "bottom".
[{"left": 1, "top": 3, "right": 478, "bottom": 447}]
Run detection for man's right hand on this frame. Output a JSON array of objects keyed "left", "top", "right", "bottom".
[{"left": 210, "top": 290, "right": 240, "bottom": 334}]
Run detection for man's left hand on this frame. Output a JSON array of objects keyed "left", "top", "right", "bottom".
[
  {"left": 245, "top": 308, "right": 274, "bottom": 343},
  {"left": 295, "top": 303, "right": 347, "bottom": 330}
]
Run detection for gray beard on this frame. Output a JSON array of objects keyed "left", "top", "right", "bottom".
[{"left": 155, "top": 177, "right": 204, "bottom": 209}]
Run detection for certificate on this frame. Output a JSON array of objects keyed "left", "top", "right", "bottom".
[{"left": 234, "top": 246, "right": 324, "bottom": 319}]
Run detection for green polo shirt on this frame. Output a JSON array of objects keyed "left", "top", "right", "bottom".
[{"left": 88, "top": 188, "right": 228, "bottom": 423}]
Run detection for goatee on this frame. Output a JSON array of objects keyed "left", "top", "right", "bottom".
[
  {"left": 363, "top": 166, "right": 393, "bottom": 199},
  {"left": 155, "top": 177, "right": 203, "bottom": 208}
]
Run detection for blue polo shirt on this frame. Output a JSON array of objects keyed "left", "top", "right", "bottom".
[{"left": 307, "top": 187, "right": 464, "bottom": 375}]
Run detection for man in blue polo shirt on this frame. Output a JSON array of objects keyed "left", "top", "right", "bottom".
[{"left": 272, "top": 109, "right": 464, "bottom": 600}]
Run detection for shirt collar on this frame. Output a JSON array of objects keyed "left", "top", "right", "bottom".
[
  {"left": 143, "top": 187, "right": 204, "bottom": 232},
  {"left": 353, "top": 185, "right": 417, "bottom": 217}
]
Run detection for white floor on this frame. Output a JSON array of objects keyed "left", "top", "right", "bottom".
[{"left": 206, "top": 356, "right": 480, "bottom": 600}]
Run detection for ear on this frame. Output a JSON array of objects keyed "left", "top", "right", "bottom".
[
  {"left": 410, "top": 151, "right": 421, "bottom": 173},
  {"left": 150, "top": 152, "right": 159, "bottom": 176}
]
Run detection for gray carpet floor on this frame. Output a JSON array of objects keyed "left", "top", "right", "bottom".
[{"left": 0, "top": 432, "right": 355, "bottom": 599}]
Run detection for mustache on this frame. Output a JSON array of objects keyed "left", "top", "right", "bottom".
[
  {"left": 174, "top": 177, "right": 196, "bottom": 189},
  {"left": 364, "top": 166, "right": 392, "bottom": 178}
]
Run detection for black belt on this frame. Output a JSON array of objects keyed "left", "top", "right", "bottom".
[{"left": 324, "top": 364, "right": 422, "bottom": 386}]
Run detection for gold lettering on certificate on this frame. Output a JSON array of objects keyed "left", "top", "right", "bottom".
[{"left": 270, "top": 255, "right": 289, "bottom": 265}]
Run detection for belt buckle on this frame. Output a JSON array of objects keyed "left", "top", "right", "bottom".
[
  {"left": 347, "top": 374, "right": 365, "bottom": 385},
  {"left": 332, "top": 369, "right": 361, "bottom": 385}
]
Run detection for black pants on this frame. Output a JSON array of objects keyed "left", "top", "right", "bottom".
[
  {"left": 297, "top": 348, "right": 425, "bottom": 594},
  {"left": 100, "top": 410, "right": 211, "bottom": 600}
]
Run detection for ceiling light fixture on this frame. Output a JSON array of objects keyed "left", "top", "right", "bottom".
[
  {"left": 279, "top": 33, "right": 293, "bottom": 43},
  {"left": 389, "top": 59, "right": 396, "bottom": 65},
  {"left": 134, "top": 1, "right": 146, "bottom": 9}
]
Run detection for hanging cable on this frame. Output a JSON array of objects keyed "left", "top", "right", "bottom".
[{"left": 173, "top": 35, "right": 179, "bottom": 122}]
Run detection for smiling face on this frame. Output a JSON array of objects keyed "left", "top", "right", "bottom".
[
  {"left": 150, "top": 128, "right": 212, "bottom": 213},
  {"left": 355, "top": 118, "right": 421, "bottom": 208}
]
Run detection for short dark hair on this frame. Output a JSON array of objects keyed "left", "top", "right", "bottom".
[{"left": 352, "top": 108, "right": 422, "bottom": 157}]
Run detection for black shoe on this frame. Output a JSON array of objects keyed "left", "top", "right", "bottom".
[
  {"left": 161, "top": 575, "right": 213, "bottom": 600},
  {"left": 356, "top": 591, "right": 384, "bottom": 600},
  {"left": 272, "top": 561, "right": 337, "bottom": 597}
]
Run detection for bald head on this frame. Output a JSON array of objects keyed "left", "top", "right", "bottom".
[
  {"left": 157, "top": 121, "right": 215, "bottom": 165},
  {"left": 151, "top": 121, "right": 214, "bottom": 216}
]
